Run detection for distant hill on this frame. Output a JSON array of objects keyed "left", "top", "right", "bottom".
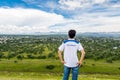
[
  {"left": 35, "top": 32, "right": 120, "bottom": 38},
  {"left": 0, "top": 32, "right": 120, "bottom": 38},
  {"left": 77, "top": 32, "right": 120, "bottom": 38}
]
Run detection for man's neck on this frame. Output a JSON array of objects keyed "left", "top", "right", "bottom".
[{"left": 68, "top": 38, "right": 75, "bottom": 40}]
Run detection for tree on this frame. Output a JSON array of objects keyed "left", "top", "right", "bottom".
[
  {"left": 0, "top": 52, "right": 4, "bottom": 59},
  {"left": 27, "top": 54, "right": 34, "bottom": 59},
  {"left": 106, "top": 58, "right": 113, "bottom": 63},
  {"left": 17, "top": 55, "right": 24, "bottom": 60},
  {"left": 48, "top": 53, "right": 55, "bottom": 58}
]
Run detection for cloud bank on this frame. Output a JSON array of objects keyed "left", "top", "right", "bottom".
[
  {"left": 0, "top": 0, "right": 120, "bottom": 34},
  {"left": 0, "top": 8, "right": 66, "bottom": 34}
]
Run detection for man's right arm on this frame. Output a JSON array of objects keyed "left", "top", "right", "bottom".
[
  {"left": 77, "top": 49, "right": 85, "bottom": 66},
  {"left": 58, "top": 50, "right": 65, "bottom": 64}
]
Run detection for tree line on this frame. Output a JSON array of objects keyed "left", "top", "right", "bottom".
[{"left": 0, "top": 35, "right": 120, "bottom": 62}]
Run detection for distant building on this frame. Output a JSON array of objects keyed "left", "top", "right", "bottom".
[{"left": 113, "top": 47, "right": 118, "bottom": 49}]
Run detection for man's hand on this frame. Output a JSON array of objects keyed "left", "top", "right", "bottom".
[
  {"left": 61, "top": 60, "right": 66, "bottom": 64},
  {"left": 77, "top": 61, "right": 82, "bottom": 66},
  {"left": 77, "top": 49, "right": 85, "bottom": 67},
  {"left": 58, "top": 50, "right": 65, "bottom": 64}
]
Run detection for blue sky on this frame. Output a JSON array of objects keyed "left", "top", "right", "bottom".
[{"left": 0, "top": 0, "right": 120, "bottom": 34}]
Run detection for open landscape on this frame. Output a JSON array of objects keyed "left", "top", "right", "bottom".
[
  {"left": 0, "top": 0, "right": 120, "bottom": 80},
  {"left": 0, "top": 34, "right": 120, "bottom": 80},
  {"left": 0, "top": 59, "right": 120, "bottom": 80}
]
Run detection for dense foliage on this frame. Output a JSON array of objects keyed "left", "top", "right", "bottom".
[{"left": 0, "top": 35, "right": 120, "bottom": 61}]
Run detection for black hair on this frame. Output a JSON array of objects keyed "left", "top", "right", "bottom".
[{"left": 68, "top": 29, "right": 76, "bottom": 38}]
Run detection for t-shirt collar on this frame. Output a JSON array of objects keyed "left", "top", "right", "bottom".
[{"left": 68, "top": 38, "right": 75, "bottom": 40}]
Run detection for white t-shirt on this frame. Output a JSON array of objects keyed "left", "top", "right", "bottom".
[{"left": 58, "top": 39, "right": 83, "bottom": 67}]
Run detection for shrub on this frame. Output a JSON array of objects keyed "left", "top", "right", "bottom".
[
  {"left": 46, "top": 65, "right": 55, "bottom": 70},
  {"left": 83, "top": 62, "right": 86, "bottom": 65},
  {"left": 106, "top": 58, "right": 113, "bottom": 63},
  {"left": 37, "top": 55, "right": 46, "bottom": 59},
  {"left": 92, "top": 64, "right": 95, "bottom": 66},
  {"left": 7, "top": 53, "right": 16, "bottom": 59},
  {"left": 118, "top": 67, "right": 120, "bottom": 70},
  {"left": 0, "top": 53, "right": 4, "bottom": 58},
  {"left": 48, "top": 53, "right": 55, "bottom": 58},
  {"left": 27, "top": 54, "right": 34, "bottom": 59},
  {"left": 14, "top": 60, "right": 18, "bottom": 63},
  {"left": 17, "top": 55, "right": 23, "bottom": 60}
]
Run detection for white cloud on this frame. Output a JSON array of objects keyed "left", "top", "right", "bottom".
[
  {"left": 94, "top": 0, "right": 105, "bottom": 4},
  {"left": 0, "top": 8, "right": 66, "bottom": 34},
  {"left": 59, "top": 0, "right": 92, "bottom": 10},
  {"left": 0, "top": 6, "right": 120, "bottom": 34},
  {"left": 59, "top": 0, "right": 120, "bottom": 10},
  {"left": 59, "top": 0, "right": 105, "bottom": 10},
  {"left": 111, "top": 4, "right": 120, "bottom": 8},
  {"left": 50, "top": 13, "right": 120, "bottom": 32},
  {"left": 46, "top": 1, "right": 58, "bottom": 11}
]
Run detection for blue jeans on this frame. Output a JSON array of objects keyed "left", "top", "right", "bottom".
[{"left": 63, "top": 66, "right": 79, "bottom": 80}]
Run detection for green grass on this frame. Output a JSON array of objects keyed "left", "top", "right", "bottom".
[
  {"left": 0, "top": 59, "right": 120, "bottom": 74},
  {"left": 0, "top": 72, "right": 119, "bottom": 80},
  {"left": 0, "top": 59, "right": 120, "bottom": 80},
  {"left": 0, "top": 59, "right": 63, "bottom": 73},
  {"left": 80, "top": 59, "right": 120, "bottom": 74}
]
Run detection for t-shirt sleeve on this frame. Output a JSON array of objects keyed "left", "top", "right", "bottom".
[
  {"left": 58, "top": 43, "right": 65, "bottom": 51},
  {"left": 77, "top": 43, "right": 84, "bottom": 51}
]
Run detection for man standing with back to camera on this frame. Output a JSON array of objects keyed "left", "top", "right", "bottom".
[{"left": 58, "top": 29, "right": 85, "bottom": 80}]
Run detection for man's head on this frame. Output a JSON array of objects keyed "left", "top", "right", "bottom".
[{"left": 68, "top": 29, "right": 76, "bottom": 39}]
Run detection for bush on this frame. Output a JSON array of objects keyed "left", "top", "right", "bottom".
[
  {"left": 0, "top": 53, "right": 4, "bottom": 58},
  {"left": 7, "top": 53, "right": 16, "bottom": 59},
  {"left": 14, "top": 60, "right": 18, "bottom": 63},
  {"left": 48, "top": 53, "right": 55, "bottom": 58},
  {"left": 46, "top": 65, "right": 55, "bottom": 70},
  {"left": 37, "top": 55, "right": 46, "bottom": 59},
  {"left": 27, "top": 54, "right": 34, "bottom": 59},
  {"left": 17, "top": 55, "right": 23, "bottom": 60},
  {"left": 92, "top": 64, "right": 95, "bottom": 66},
  {"left": 83, "top": 62, "right": 86, "bottom": 65},
  {"left": 106, "top": 58, "right": 113, "bottom": 63},
  {"left": 118, "top": 67, "right": 120, "bottom": 70}
]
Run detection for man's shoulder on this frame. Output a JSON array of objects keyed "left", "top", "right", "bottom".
[{"left": 63, "top": 39, "right": 79, "bottom": 44}]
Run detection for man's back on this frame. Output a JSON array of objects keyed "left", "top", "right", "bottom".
[
  {"left": 59, "top": 39, "right": 83, "bottom": 67},
  {"left": 58, "top": 30, "right": 85, "bottom": 80}
]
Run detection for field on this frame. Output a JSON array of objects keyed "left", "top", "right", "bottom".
[
  {"left": 0, "top": 35, "right": 120, "bottom": 80},
  {"left": 0, "top": 59, "right": 120, "bottom": 80},
  {"left": 0, "top": 72, "right": 120, "bottom": 80}
]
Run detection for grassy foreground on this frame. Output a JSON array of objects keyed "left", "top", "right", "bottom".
[
  {"left": 0, "top": 59, "right": 120, "bottom": 74},
  {"left": 0, "top": 59, "right": 120, "bottom": 80},
  {"left": 0, "top": 72, "right": 120, "bottom": 80}
]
